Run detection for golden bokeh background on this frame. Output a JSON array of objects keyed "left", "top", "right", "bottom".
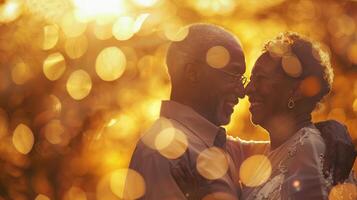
[{"left": 0, "top": 0, "right": 357, "bottom": 199}]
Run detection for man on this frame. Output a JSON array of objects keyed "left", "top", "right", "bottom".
[{"left": 128, "top": 24, "right": 355, "bottom": 200}]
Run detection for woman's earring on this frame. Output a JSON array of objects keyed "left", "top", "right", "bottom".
[{"left": 288, "top": 97, "right": 295, "bottom": 109}]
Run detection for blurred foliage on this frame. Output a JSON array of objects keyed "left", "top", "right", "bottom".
[{"left": 0, "top": 0, "right": 356, "bottom": 199}]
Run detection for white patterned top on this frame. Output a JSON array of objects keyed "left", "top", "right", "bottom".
[{"left": 242, "top": 125, "right": 335, "bottom": 200}]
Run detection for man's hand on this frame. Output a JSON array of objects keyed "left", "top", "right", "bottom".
[
  {"left": 315, "top": 120, "right": 356, "bottom": 184},
  {"left": 169, "top": 152, "right": 210, "bottom": 200}
]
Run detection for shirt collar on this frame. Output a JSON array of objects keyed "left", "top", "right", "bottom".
[{"left": 160, "top": 100, "right": 221, "bottom": 147}]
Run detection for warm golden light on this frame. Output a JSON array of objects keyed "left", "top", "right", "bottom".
[
  {"left": 281, "top": 55, "right": 303, "bottom": 78},
  {"left": 132, "top": 0, "right": 159, "bottom": 7},
  {"left": 191, "top": 0, "right": 237, "bottom": 16},
  {"left": 43, "top": 52, "right": 66, "bottom": 81},
  {"left": 300, "top": 76, "right": 321, "bottom": 97},
  {"left": 94, "top": 23, "right": 113, "bottom": 40},
  {"left": 96, "top": 174, "right": 120, "bottom": 200},
  {"left": 96, "top": 47, "right": 126, "bottom": 81},
  {"left": 73, "top": 0, "right": 126, "bottom": 22},
  {"left": 347, "top": 43, "right": 357, "bottom": 64},
  {"left": 11, "top": 60, "right": 32, "bottom": 85},
  {"left": 292, "top": 180, "right": 301, "bottom": 191},
  {"left": 353, "top": 99, "right": 357, "bottom": 113},
  {"left": 202, "top": 192, "right": 237, "bottom": 200},
  {"left": 66, "top": 70, "right": 92, "bottom": 100},
  {"left": 154, "top": 127, "right": 188, "bottom": 159},
  {"left": 206, "top": 46, "right": 231, "bottom": 69},
  {"left": 35, "top": 194, "right": 50, "bottom": 200},
  {"left": 104, "top": 114, "right": 136, "bottom": 140},
  {"left": 328, "top": 183, "right": 357, "bottom": 200},
  {"left": 12, "top": 123, "right": 35, "bottom": 154},
  {"left": 267, "top": 41, "right": 290, "bottom": 58},
  {"left": 140, "top": 117, "right": 174, "bottom": 149},
  {"left": 328, "top": 14, "right": 356, "bottom": 37},
  {"left": 196, "top": 147, "right": 229, "bottom": 180},
  {"left": 0, "top": 108, "right": 9, "bottom": 139},
  {"left": 42, "top": 24, "right": 59, "bottom": 50},
  {"left": 133, "top": 13, "right": 150, "bottom": 33},
  {"left": 239, "top": 154, "right": 272, "bottom": 187},
  {"left": 64, "top": 35, "right": 88, "bottom": 59},
  {"left": 64, "top": 186, "right": 87, "bottom": 200},
  {"left": 110, "top": 168, "right": 146, "bottom": 199},
  {"left": 112, "top": 16, "right": 135, "bottom": 40},
  {"left": 44, "top": 120, "right": 65, "bottom": 145},
  {"left": 0, "top": 0, "right": 23, "bottom": 23},
  {"left": 164, "top": 23, "right": 189, "bottom": 42},
  {"left": 61, "top": 12, "right": 87, "bottom": 38},
  {"left": 1, "top": 0, "right": 357, "bottom": 198}
]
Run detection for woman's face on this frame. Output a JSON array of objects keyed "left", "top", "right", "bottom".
[{"left": 246, "top": 53, "right": 294, "bottom": 126}]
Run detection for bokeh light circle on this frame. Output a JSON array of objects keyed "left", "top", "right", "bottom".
[
  {"left": 299, "top": 76, "right": 321, "bottom": 97},
  {"left": 328, "top": 183, "right": 357, "bottom": 200},
  {"left": 64, "top": 186, "right": 87, "bottom": 200},
  {"left": 112, "top": 16, "right": 135, "bottom": 41},
  {"left": 96, "top": 47, "right": 126, "bottom": 81},
  {"left": 202, "top": 192, "right": 237, "bottom": 200},
  {"left": 239, "top": 154, "right": 272, "bottom": 187},
  {"left": 60, "top": 12, "right": 87, "bottom": 38},
  {"left": 43, "top": 52, "right": 66, "bottom": 81},
  {"left": 196, "top": 147, "right": 229, "bottom": 180},
  {"left": 42, "top": 24, "right": 59, "bottom": 50},
  {"left": 66, "top": 70, "right": 92, "bottom": 100},
  {"left": 12, "top": 123, "right": 34, "bottom": 154},
  {"left": 11, "top": 61, "right": 32, "bottom": 85},
  {"left": 206, "top": 46, "right": 230, "bottom": 69},
  {"left": 110, "top": 168, "right": 146, "bottom": 199},
  {"left": 154, "top": 127, "right": 188, "bottom": 159},
  {"left": 282, "top": 55, "right": 303, "bottom": 78},
  {"left": 64, "top": 35, "right": 88, "bottom": 59}
]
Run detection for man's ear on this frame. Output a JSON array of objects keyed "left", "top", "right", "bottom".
[{"left": 184, "top": 63, "right": 201, "bottom": 83}]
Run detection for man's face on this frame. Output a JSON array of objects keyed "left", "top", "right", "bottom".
[
  {"left": 246, "top": 53, "right": 292, "bottom": 126},
  {"left": 198, "top": 44, "right": 246, "bottom": 126}
]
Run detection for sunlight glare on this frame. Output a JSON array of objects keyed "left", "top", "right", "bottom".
[
  {"left": 132, "top": 0, "right": 159, "bottom": 7},
  {"left": 73, "top": 0, "right": 126, "bottom": 22}
]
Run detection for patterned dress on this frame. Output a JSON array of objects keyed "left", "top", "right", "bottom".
[{"left": 241, "top": 125, "right": 355, "bottom": 200}]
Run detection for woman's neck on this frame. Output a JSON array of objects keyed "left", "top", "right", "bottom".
[{"left": 265, "top": 113, "right": 312, "bottom": 150}]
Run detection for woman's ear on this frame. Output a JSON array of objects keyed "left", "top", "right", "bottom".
[{"left": 184, "top": 63, "right": 201, "bottom": 83}]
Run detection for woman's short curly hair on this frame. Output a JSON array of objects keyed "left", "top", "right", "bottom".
[{"left": 263, "top": 32, "right": 334, "bottom": 101}]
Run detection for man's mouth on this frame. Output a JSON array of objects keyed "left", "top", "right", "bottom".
[{"left": 223, "top": 99, "right": 238, "bottom": 114}]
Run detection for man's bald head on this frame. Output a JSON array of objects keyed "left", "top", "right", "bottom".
[{"left": 166, "top": 23, "right": 243, "bottom": 87}]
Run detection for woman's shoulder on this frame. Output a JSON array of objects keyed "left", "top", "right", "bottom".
[
  {"left": 294, "top": 126, "right": 326, "bottom": 158},
  {"left": 279, "top": 126, "right": 327, "bottom": 176}
]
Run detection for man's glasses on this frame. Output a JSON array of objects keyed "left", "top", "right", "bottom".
[
  {"left": 210, "top": 67, "right": 248, "bottom": 87},
  {"left": 193, "top": 60, "right": 248, "bottom": 87}
]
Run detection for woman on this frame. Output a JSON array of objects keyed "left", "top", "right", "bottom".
[{"left": 242, "top": 32, "right": 355, "bottom": 199}]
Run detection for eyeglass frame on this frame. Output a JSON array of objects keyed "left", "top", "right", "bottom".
[
  {"left": 210, "top": 67, "right": 248, "bottom": 86},
  {"left": 191, "top": 59, "right": 248, "bottom": 87}
]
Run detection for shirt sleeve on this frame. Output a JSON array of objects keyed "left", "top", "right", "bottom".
[
  {"left": 281, "top": 132, "right": 329, "bottom": 200},
  {"left": 128, "top": 143, "right": 187, "bottom": 200}
]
